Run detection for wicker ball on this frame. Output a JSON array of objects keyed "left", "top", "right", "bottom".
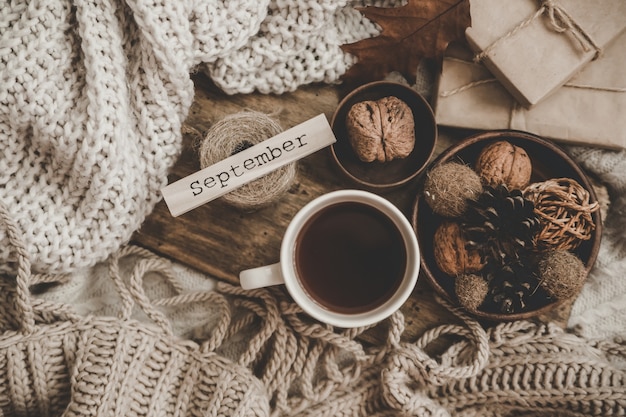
[
  {"left": 538, "top": 250, "right": 586, "bottom": 300},
  {"left": 523, "top": 177, "right": 599, "bottom": 251},
  {"left": 423, "top": 162, "right": 483, "bottom": 217}
]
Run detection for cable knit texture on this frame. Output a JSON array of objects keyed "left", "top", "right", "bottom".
[
  {"left": 0, "top": 199, "right": 269, "bottom": 416},
  {"left": 3, "top": 242, "right": 624, "bottom": 417},
  {"left": 0, "top": 0, "right": 391, "bottom": 274}
]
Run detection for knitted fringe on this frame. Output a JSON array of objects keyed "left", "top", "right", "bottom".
[{"left": 1, "top": 202, "right": 625, "bottom": 416}]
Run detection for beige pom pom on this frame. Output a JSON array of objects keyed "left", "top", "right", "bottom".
[
  {"left": 423, "top": 162, "right": 483, "bottom": 217},
  {"left": 538, "top": 250, "right": 586, "bottom": 300},
  {"left": 455, "top": 273, "right": 489, "bottom": 311}
]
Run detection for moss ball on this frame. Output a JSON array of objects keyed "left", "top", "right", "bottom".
[
  {"left": 455, "top": 273, "right": 489, "bottom": 311},
  {"left": 538, "top": 250, "right": 587, "bottom": 300},
  {"left": 423, "top": 162, "right": 483, "bottom": 218}
]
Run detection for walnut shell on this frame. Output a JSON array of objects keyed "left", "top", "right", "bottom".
[
  {"left": 475, "top": 140, "right": 532, "bottom": 190},
  {"left": 345, "top": 96, "right": 415, "bottom": 163},
  {"left": 433, "top": 221, "right": 484, "bottom": 277}
]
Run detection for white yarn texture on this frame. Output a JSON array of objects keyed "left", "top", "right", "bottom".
[
  {"left": 0, "top": 0, "right": 399, "bottom": 274},
  {"left": 565, "top": 147, "right": 626, "bottom": 341}
]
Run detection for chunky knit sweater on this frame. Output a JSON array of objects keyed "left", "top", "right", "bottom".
[{"left": 0, "top": 0, "right": 391, "bottom": 274}]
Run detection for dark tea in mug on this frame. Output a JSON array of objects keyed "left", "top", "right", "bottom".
[{"left": 294, "top": 201, "right": 407, "bottom": 314}]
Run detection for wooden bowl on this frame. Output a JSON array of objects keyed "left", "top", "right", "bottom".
[
  {"left": 330, "top": 81, "right": 437, "bottom": 191},
  {"left": 411, "top": 130, "right": 602, "bottom": 321}
]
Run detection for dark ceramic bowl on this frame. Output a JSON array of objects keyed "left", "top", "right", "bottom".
[
  {"left": 330, "top": 81, "right": 437, "bottom": 191},
  {"left": 411, "top": 130, "right": 602, "bottom": 321}
]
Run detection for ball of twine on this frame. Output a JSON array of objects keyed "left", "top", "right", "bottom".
[
  {"left": 523, "top": 177, "right": 599, "bottom": 251},
  {"left": 198, "top": 111, "right": 297, "bottom": 210}
]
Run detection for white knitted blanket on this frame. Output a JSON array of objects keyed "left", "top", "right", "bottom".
[
  {"left": 563, "top": 146, "right": 626, "bottom": 341},
  {"left": 0, "top": 0, "right": 390, "bottom": 274}
]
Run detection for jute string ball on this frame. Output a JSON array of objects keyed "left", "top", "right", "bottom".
[{"left": 198, "top": 111, "right": 297, "bottom": 210}]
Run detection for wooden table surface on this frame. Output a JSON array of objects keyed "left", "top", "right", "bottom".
[{"left": 132, "top": 73, "right": 572, "bottom": 341}]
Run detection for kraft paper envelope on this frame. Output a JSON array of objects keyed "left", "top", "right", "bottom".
[
  {"left": 465, "top": 0, "right": 626, "bottom": 107},
  {"left": 434, "top": 39, "right": 626, "bottom": 150}
]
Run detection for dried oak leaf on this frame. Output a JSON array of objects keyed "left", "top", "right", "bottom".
[{"left": 341, "top": 0, "right": 470, "bottom": 85}]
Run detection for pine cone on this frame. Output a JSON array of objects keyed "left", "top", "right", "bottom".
[
  {"left": 483, "top": 258, "right": 539, "bottom": 314},
  {"left": 462, "top": 184, "right": 540, "bottom": 265},
  {"left": 461, "top": 184, "right": 542, "bottom": 314}
]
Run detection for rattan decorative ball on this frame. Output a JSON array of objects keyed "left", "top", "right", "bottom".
[
  {"left": 523, "top": 177, "right": 599, "bottom": 251},
  {"left": 423, "top": 162, "right": 483, "bottom": 217}
]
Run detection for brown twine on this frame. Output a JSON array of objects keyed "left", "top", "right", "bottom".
[
  {"left": 440, "top": 77, "right": 626, "bottom": 98},
  {"left": 524, "top": 177, "right": 599, "bottom": 251},
  {"left": 197, "top": 111, "right": 297, "bottom": 211},
  {"left": 438, "top": 78, "right": 498, "bottom": 98},
  {"left": 473, "top": 0, "right": 603, "bottom": 65}
]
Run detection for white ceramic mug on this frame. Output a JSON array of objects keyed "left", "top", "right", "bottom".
[{"left": 239, "top": 189, "right": 420, "bottom": 328}]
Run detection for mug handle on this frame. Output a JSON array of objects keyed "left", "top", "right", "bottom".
[{"left": 239, "top": 262, "right": 285, "bottom": 290}]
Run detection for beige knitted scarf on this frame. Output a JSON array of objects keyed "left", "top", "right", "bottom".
[{"left": 1, "top": 202, "right": 625, "bottom": 417}]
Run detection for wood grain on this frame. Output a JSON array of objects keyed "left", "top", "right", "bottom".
[{"left": 132, "top": 73, "right": 570, "bottom": 341}]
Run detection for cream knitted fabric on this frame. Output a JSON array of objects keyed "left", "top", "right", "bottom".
[
  {"left": 565, "top": 147, "right": 626, "bottom": 341},
  {"left": 0, "top": 0, "right": 269, "bottom": 274},
  {"left": 0, "top": 315, "right": 271, "bottom": 417},
  {"left": 1, "top": 0, "right": 398, "bottom": 275},
  {"left": 25, "top": 247, "right": 626, "bottom": 417},
  {"left": 0, "top": 208, "right": 270, "bottom": 417},
  {"left": 204, "top": 0, "right": 402, "bottom": 94}
]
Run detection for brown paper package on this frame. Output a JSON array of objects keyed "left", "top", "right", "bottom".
[
  {"left": 465, "top": 0, "right": 626, "bottom": 107},
  {"left": 434, "top": 36, "right": 626, "bottom": 150}
]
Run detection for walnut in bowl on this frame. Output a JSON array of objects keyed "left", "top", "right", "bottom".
[
  {"left": 346, "top": 96, "right": 415, "bottom": 163},
  {"left": 330, "top": 81, "right": 437, "bottom": 191}
]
